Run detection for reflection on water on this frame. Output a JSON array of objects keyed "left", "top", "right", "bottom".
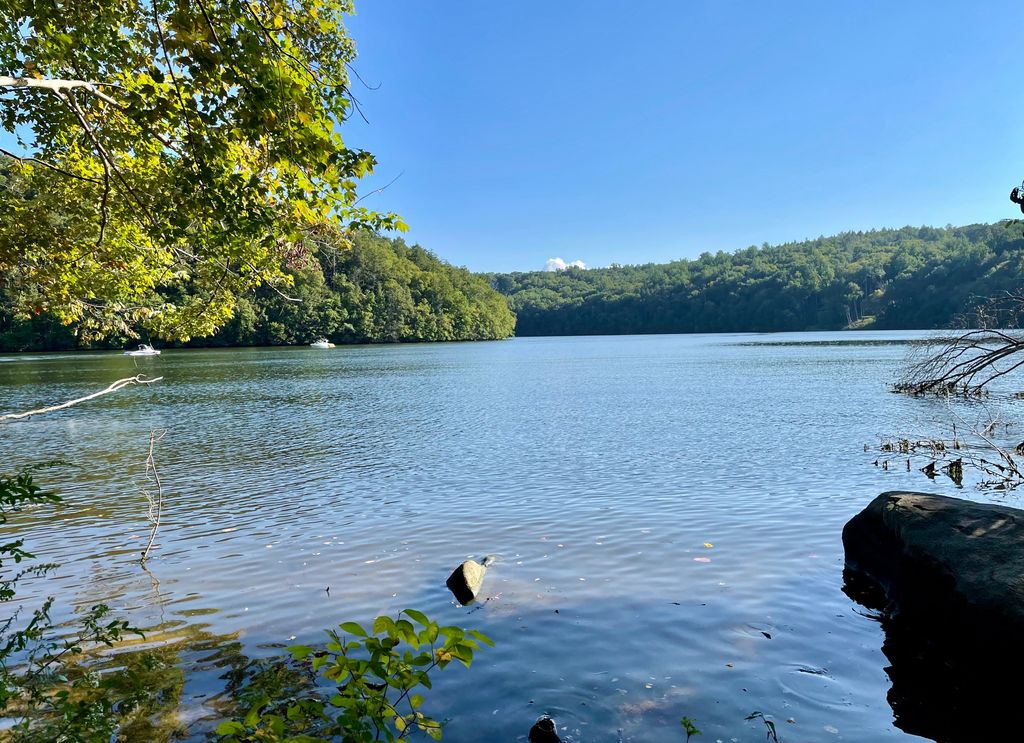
[
  {"left": 842, "top": 568, "right": 1021, "bottom": 743},
  {"left": 1, "top": 331, "right": 1021, "bottom": 741}
]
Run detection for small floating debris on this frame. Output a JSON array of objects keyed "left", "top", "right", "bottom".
[{"left": 796, "top": 666, "right": 830, "bottom": 676}]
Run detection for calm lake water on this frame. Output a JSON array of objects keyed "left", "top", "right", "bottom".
[{"left": 0, "top": 332, "right": 1017, "bottom": 741}]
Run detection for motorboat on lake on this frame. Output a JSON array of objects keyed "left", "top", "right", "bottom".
[
  {"left": 124, "top": 344, "right": 161, "bottom": 356},
  {"left": 309, "top": 338, "right": 335, "bottom": 349}
]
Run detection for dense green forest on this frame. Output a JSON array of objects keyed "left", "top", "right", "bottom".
[
  {"left": 7, "top": 222, "right": 1024, "bottom": 351},
  {"left": 0, "top": 232, "right": 516, "bottom": 351},
  {"left": 492, "top": 223, "right": 1024, "bottom": 335}
]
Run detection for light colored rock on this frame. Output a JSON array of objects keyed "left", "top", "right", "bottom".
[
  {"left": 843, "top": 491, "right": 1024, "bottom": 630},
  {"left": 446, "top": 559, "right": 487, "bottom": 605}
]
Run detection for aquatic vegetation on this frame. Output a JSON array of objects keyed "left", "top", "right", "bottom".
[{"left": 745, "top": 711, "right": 779, "bottom": 742}]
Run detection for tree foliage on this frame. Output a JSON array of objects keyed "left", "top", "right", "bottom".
[
  {"left": 0, "top": 0, "right": 404, "bottom": 341},
  {"left": 215, "top": 231, "right": 516, "bottom": 346},
  {"left": 493, "top": 223, "right": 1024, "bottom": 336},
  {"left": 0, "top": 231, "right": 516, "bottom": 349}
]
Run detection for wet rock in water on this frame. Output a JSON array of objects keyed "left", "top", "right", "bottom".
[
  {"left": 528, "top": 717, "right": 561, "bottom": 743},
  {"left": 843, "top": 491, "right": 1024, "bottom": 631},
  {"left": 446, "top": 559, "right": 486, "bottom": 605},
  {"left": 843, "top": 491, "right": 1024, "bottom": 741}
]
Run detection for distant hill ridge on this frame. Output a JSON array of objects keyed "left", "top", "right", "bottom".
[{"left": 489, "top": 223, "right": 1024, "bottom": 335}]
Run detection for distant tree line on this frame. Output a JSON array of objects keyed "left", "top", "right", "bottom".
[
  {"left": 0, "top": 232, "right": 516, "bottom": 351},
  {"left": 491, "top": 223, "right": 1024, "bottom": 335},
  {"left": 8, "top": 223, "right": 1022, "bottom": 351}
]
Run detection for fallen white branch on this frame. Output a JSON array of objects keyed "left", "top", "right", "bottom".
[
  {"left": 0, "top": 75, "right": 120, "bottom": 106},
  {"left": 0, "top": 375, "right": 163, "bottom": 422}
]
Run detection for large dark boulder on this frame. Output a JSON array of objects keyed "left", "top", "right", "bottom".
[
  {"left": 843, "top": 490, "right": 1024, "bottom": 631},
  {"left": 843, "top": 491, "right": 1024, "bottom": 741}
]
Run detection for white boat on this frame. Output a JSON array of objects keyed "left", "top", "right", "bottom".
[
  {"left": 124, "top": 344, "right": 161, "bottom": 357},
  {"left": 309, "top": 338, "right": 335, "bottom": 349}
]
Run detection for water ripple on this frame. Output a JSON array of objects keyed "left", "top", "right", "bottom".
[{"left": 0, "top": 332, "right": 1012, "bottom": 741}]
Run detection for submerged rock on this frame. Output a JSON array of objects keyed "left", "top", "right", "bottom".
[
  {"left": 528, "top": 717, "right": 561, "bottom": 743},
  {"left": 446, "top": 559, "right": 487, "bottom": 605},
  {"left": 843, "top": 490, "right": 1024, "bottom": 631}
]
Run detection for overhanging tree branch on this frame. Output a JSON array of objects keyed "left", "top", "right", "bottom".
[
  {"left": 0, "top": 147, "right": 103, "bottom": 184},
  {"left": 0, "top": 76, "right": 120, "bottom": 106}
]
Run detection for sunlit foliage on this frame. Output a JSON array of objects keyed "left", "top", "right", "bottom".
[{"left": 0, "top": 0, "right": 404, "bottom": 340}]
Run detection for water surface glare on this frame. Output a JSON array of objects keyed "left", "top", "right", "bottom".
[{"left": 0, "top": 332, "right": 1008, "bottom": 741}]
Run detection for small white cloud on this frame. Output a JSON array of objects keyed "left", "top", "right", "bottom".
[{"left": 543, "top": 257, "right": 587, "bottom": 272}]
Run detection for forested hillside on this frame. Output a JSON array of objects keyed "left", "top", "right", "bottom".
[
  {"left": 0, "top": 232, "right": 516, "bottom": 350},
  {"left": 492, "top": 223, "right": 1024, "bottom": 335},
  {"left": 8, "top": 222, "right": 1023, "bottom": 351}
]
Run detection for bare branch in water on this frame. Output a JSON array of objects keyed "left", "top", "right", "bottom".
[
  {"left": 875, "top": 402, "right": 1024, "bottom": 490},
  {"left": 140, "top": 429, "right": 167, "bottom": 564},
  {"left": 0, "top": 375, "right": 162, "bottom": 422},
  {"left": 895, "top": 293, "right": 1024, "bottom": 395}
]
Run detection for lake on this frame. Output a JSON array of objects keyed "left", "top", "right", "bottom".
[{"left": 0, "top": 332, "right": 1015, "bottom": 742}]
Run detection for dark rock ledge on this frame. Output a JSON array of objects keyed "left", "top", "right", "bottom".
[
  {"left": 843, "top": 490, "right": 1024, "bottom": 631},
  {"left": 843, "top": 491, "right": 1024, "bottom": 742}
]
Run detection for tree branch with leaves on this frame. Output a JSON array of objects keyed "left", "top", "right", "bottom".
[{"left": 0, "top": 0, "right": 405, "bottom": 342}]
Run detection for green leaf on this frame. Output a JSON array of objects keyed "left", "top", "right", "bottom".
[
  {"left": 372, "top": 615, "right": 394, "bottom": 636},
  {"left": 340, "top": 621, "right": 367, "bottom": 637},
  {"left": 681, "top": 715, "right": 702, "bottom": 741},
  {"left": 467, "top": 629, "right": 494, "bottom": 647},
  {"left": 438, "top": 626, "right": 465, "bottom": 641},
  {"left": 403, "top": 609, "right": 429, "bottom": 626},
  {"left": 243, "top": 697, "right": 269, "bottom": 727}
]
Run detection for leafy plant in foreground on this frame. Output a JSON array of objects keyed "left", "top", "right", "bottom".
[
  {"left": 216, "top": 610, "right": 493, "bottom": 742},
  {"left": 0, "top": 466, "right": 153, "bottom": 742},
  {"left": 680, "top": 715, "right": 701, "bottom": 741}
]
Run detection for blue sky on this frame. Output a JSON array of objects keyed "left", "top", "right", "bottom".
[{"left": 344, "top": 1, "right": 1024, "bottom": 272}]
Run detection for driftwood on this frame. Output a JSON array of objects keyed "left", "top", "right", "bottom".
[
  {"left": 0, "top": 375, "right": 162, "bottom": 422},
  {"left": 895, "top": 291, "right": 1024, "bottom": 395},
  {"left": 895, "top": 329, "right": 1024, "bottom": 395}
]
